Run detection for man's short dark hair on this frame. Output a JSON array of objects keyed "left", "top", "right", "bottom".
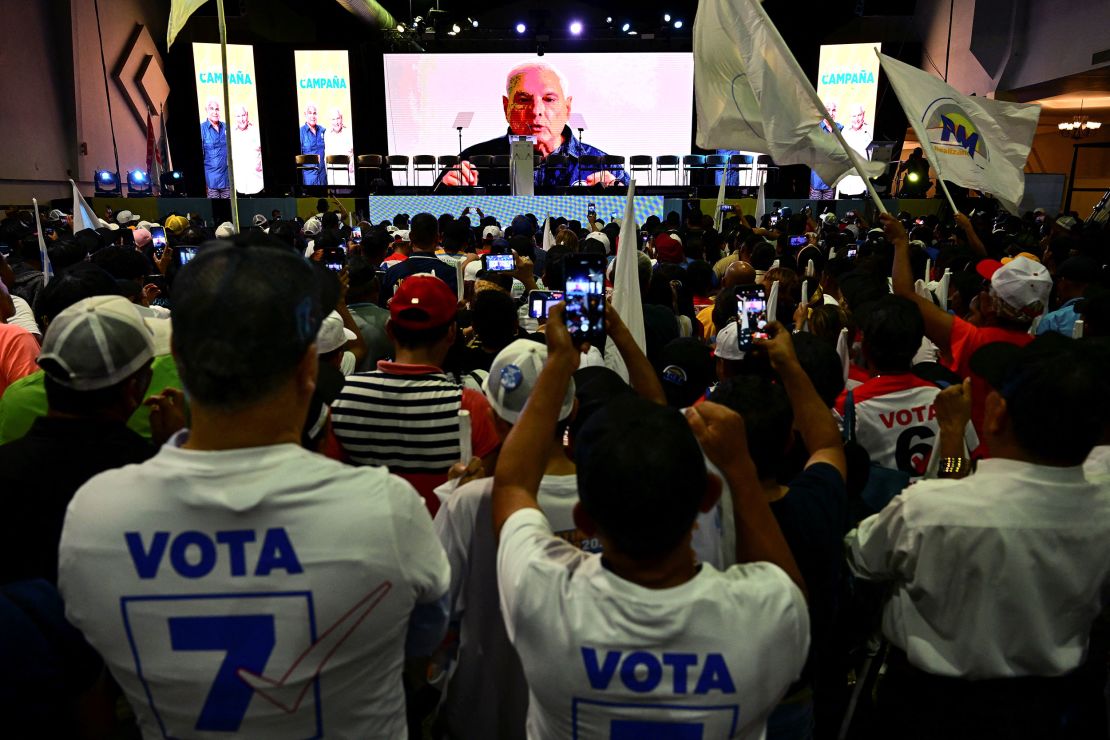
[
  {"left": 838, "top": 271, "right": 890, "bottom": 312},
  {"left": 575, "top": 396, "right": 708, "bottom": 560},
  {"left": 790, "top": 332, "right": 846, "bottom": 409},
  {"left": 35, "top": 263, "right": 122, "bottom": 329},
  {"left": 390, "top": 319, "right": 453, "bottom": 349},
  {"left": 709, "top": 376, "right": 793, "bottom": 480},
  {"left": 409, "top": 213, "right": 438, "bottom": 249},
  {"left": 171, "top": 246, "right": 324, "bottom": 411},
  {"left": 471, "top": 289, "right": 518, "bottom": 351},
  {"left": 321, "top": 211, "right": 340, "bottom": 230},
  {"left": 509, "top": 235, "right": 534, "bottom": 261},
  {"left": 443, "top": 221, "right": 471, "bottom": 253},
  {"left": 859, "top": 296, "right": 925, "bottom": 372},
  {"left": 346, "top": 256, "right": 378, "bottom": 303},
  {"left": 750, "top": 242, "right": 776, "bottom": 271},
  {"left": 90, "top": 246, "right": 149, "bottom": 281}
]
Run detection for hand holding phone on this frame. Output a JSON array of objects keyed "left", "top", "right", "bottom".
[
  {"left": 482, "top": 254, "right": 515, "bottom": 272},
  {"left": 564, "top": 254, "right": 606, "bottom": 346},
  {"left": 176, "top": 247, "right": 198, "bottom": 266},
  {"left": 528, "top": 290, "right": 565, "bottom": 319},
  {"left": 737, "top": 287, "right": 769, "bottom": 350},
  {"left": 789, "top": 235, "right": 807, "bottom": 248}
]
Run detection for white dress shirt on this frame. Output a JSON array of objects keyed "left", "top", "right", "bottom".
[{"left": 847, "top": 457, "right": 1110, "bottom": 679}]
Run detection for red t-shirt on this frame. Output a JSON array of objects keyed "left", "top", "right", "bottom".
[{"left": 946, "top": 316, "right": 1033, "bottom": 452}]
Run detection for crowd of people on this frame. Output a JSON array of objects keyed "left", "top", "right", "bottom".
[{"left": 0, "top": 194, "right": 1108, "bottom": 739}]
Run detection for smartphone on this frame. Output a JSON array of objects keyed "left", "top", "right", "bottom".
[
  {"left": 846, "top": 210, "right": 856, "bottom": 218},
  {"left": 176, "top": 247, "right": 198, "bottom": 265},
  {"left": 587, "top": 202, "right": 596, "bottom": 216},
  {"left": 914, "top": 218, "right": 925, "bottom": 226},
  {"left": 528, "top": 290, "right": 565, "bottom": 319},
  {"left": 564, "top": 254, "right": 606, "bottom": 345},
  {"left": 737, "top": 287, "right": 769, "bottom": 349},
  {"left": 719, "top": 204, "right": 735, "bottom": 213},
  {"left": 482, "top": 253, "right": 515, "bottom": 272},
  {"left": 145, "top": 274, "right": 166, "bottom": 293},
  {"left": 846, "top": 247, "right": 859, "bottom": 259},
  {"left": 325, "top": 259, "right": 345, "bottom": 272},
  {"left": 640, "top": 232, "right": 650, "bottom": 247},
  {"left": 769, "top": 215, "right": 779, "bottom": 226},
  {"left": 789, "top": 235, "right": 807, "bottom": 248},
  {"left": 610, "top": 211, "right": 620, "bottom": 222},
  {"left": 350, "top": 226, "right": 362, "bottom": 243},
  {"left": 150, "top": 226, "right": 167, "bottom": 256}
]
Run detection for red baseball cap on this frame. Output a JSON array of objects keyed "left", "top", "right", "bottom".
[
  {"left": 390, "top": 275, "right": 458, "bottom": 330},
  {"left": 655, "top": 233, "right": 684, "bottom": 263},
  {"left": 975, "top": 259, "right": 1003, "bottom": 281}
]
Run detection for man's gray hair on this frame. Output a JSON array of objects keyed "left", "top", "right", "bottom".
[{"left": 505, "top": 62, "right": 570, "bottom": 98}]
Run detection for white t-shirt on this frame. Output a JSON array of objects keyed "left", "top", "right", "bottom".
[
  {"left": 58, "top": 433, "right": 449, "bottom": 739},
  {"left": 497, "top": 508, "right": 809, "bottom": 740},
  {"left": 9, "top": 295, "right": 40, "bottom": 336},
  {"left": 433, "top": 474, "right": 592, "bottom": 738}
]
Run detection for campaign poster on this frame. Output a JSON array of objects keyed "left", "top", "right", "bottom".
[
  {"left": 816, "top": 43, "right": 881, "bottom": 195},
  {"left": 192, "top": 43, "right": 265, "bottom": 196},
  {"left": 295, "top": 50, "right": 355, "bottom": 186}
]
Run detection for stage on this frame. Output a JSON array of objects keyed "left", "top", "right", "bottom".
[{"left": 85, "top": 194, "right": 947, "bottom": 229}]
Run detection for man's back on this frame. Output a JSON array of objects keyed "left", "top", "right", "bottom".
[
  {"left": 58, "top": 436, "right": 448, "bottom": 739},
  {"left": 848, "top": 458, "right": 1110, "bottom": 679},
  {"left": 381, "top": 255, "right": 457, "bottom": 302},
  {"left": 497, "top": 508, "right": 808, "bottom": 740}
]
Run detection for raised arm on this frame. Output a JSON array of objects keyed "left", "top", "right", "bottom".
[
  {"left": 758, "top": 322, "right": 847, "bottom": 480},
  {"left": 606, "top": 300, "right": 667, "bottom": 406},
  {"left": 884, "top": 212, "right": 954, "bottom": 354},
  {"left": 686, "top": 402, "right": 806, "bottom": 598},
  {"left": 492, "top": 304, "right": 579, "bottom": 539},
  {"left": 954, "top": 212, "right": 987, "bottom": 258}
]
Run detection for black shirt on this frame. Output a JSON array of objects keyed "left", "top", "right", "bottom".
[{"left": 0, "top": 417, "right": 154, "bottom": 584}]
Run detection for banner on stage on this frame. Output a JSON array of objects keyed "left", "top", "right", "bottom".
[
  {"left": 816, "top": 43, "right": 881, "bottom": 196},
  {"left": 192, "top": 43, "right": 265, "bottom": 195},
  {"left": 382, "top": 53, "right": 692, "bottom": 166},
  {"left": 295, "top": 50, "right": 355, "bottom": 187}
]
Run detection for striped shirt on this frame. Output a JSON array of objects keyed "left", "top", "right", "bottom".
[{"left": 330, "top": 361, "right": 500, "bottom": 514}]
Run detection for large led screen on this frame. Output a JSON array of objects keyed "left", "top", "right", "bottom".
[
  {"left": 383, "top": 52, "right": 693, "bottom": 184},
  {"left": 192, "top": 43, "right": 265, "bottom": 195},
  {"left": 295, "top": 50, "right": 356, "bottom": 186}
]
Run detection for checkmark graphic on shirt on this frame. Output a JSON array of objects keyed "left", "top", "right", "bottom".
[{"left": 237, "top": 581, "right": 393, "bottom": 713}]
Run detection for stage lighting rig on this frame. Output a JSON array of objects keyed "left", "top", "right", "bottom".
[
  {"left": 94, "top": 169, "right": 121, "bottom": 197},
  {"left": 127, "top": 169, "right": 152, "bottom": 197}
]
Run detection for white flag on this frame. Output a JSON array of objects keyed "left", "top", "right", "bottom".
[
  {"left": 878, "top": 52, "right": 1040, "bottom": 214},
  {"left": 70, "top": 179, "right": 99, "bottom": 233},
  {"left": 694, "top": 0, "right": 886, "bottom": 187},
  {"left": 542, "top": 216, "right": 556, "bottom": 252},
  {"left": 604, "top": 180, "right": 646, "bottom": 382},
  {"left": 32, "top": 199, "right": 54, "bottom": 287},
  {"left": 713, "top": 173, "right": 727, "bottom": 231},
  {"left": 167, "top": 0, "right": 206, "bottom": 49},
  {"left": 755, "top": 181, "right": 767, "bottom": 222}
]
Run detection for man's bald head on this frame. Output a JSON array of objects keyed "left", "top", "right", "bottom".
[{"left": 723, "top": 260, "right": 756, "bottom": 289}]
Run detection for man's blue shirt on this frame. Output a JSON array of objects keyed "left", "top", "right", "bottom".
[
  {"left": 300, "top": 124, "right": 327, "bottom": 185},
  {"left": 200, "top": 120, "right": 229, "bottom": 189}
]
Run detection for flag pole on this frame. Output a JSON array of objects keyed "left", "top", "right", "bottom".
[
  {"left": 749, "top": 2, "right": 888, "bottom": 213},
  {"left": 216, "top": 0, "right": 239, "bottom": 231},
  {"left": 875, "top": 49, "right": 960, "bottom": 217}
]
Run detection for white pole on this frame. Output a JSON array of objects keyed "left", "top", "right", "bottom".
[{"left": 217, "top": 0, "right": 239, "bottom": 232}]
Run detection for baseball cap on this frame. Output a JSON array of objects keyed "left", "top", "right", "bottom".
[
  {"left": 510, "top": 215, "right": 532, "bottom": 238},
  {"left": 137, "top": 220, "right": 153, "bottom": 231},
  {"left": 1001, "top": 251, "right": 1040, "bottom": 265},
  {"left": 820, "top": 212, "right": 838, "bottom": 225},
  {"left": 116, "top": 210, "right": 141, "bottom": 225},
  {"left": 583, "top": 232, "right": 610, "bottom": 254},
  {"left": 37, "top": 295, "right": 155, "bottom": 390},
  {"left": 714, "top": 320, "right": 745, "bottom": 361},
  {"left": 47, "top": 209, "right": 66, "bottom": 222},
  {"left": 303, "top": 216, "right": 323, "bottom": 236},
  {"left": 975, "top": 258, "right": 1004, "bottom": 281},
  {"left": 133, "top": 228, "right": 152, "bottom": 248},
  {"left": 655, "top": 233, "right": 684, "bottom": 264},
  {"left": 165, "top": 214, "right": 189, "bottom": 234},
  {"left": 252, "top": 214, "right": 268, "bottom": 228},
  {"left": 990, "top": 255, "right": 1052, "bottom": 320},
  {"left": 482, "top": 225, "right": 502, "bottom": 240},
  {"left": 1055, "top": 215, "right": 1078, "bottom": 232},
  {"left": 490, "top": 237, "right": 510, "bottom": 252},
  {"left": 970, "top": 332, "right": 1078, "bottom": 395},
  {"left": 316, "top": 310, "right": 356, "bottom": 354},
  {"left": 215, "top": 221, "right": 236, "bottom": 238},
  {"left": 659, "top": 337, "right": 714, "bottom": 408},
  {"left": 483, "top": 339, "right": 576, "bottom": 424},
  {"left": 390, "top": 275, "right": 457, "bottom": 330}
]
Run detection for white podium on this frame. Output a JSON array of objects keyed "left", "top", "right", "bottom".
[{"left": 509, "top": 135, "right": 536, "bottom": 196}]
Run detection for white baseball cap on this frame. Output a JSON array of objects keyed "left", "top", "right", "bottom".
[
  {"left": 990, "top": 255, "right": 1053, "bottom": 321},
  {"left": 116, "top": 210, "right": 141, "bottom": 224},
  {"left": 714, "top": 321, "right": 745, "bottom": 361},
  {"left": 37, "top": 296, "right": 156, "bottom": 390},
  {"left": 583, "top": 232, "right": 610, "bottom": 254},
  {"left": 315, "top": 311, "right": 357, "bottom": 355},
  {"left": 482, "top": 339, "right": 576, "bottom": 424},
  {"left": 482, "top": 225, "right": 502, "bottom": 240},
  {"left": 215, "top": 221, "right": 237, "bottom": 238},
  {"left": 303, "top": 216, "right": 323, "bottom": 236}
]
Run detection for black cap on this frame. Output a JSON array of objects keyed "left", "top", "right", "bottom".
[
  {"left": 659, "top": 337, "right": 714, "bottom": 408},
  {"left": 969, "top": 333, "right": 1081, "bottom": 396},
  {"left": 1056, "top": 255, "right": 1099, "bottom": 283}
]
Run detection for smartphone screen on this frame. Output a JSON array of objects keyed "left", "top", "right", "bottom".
[
  {"left": 587, "top": 202, "right": 596, "bottom": 215},
  {"left": 769, "top": 215, "right": 779, "bottom": 226},
  {"left": 482, "top": 254, "right": 515, "bottom": 272},
  {"left": 719, "top": 204, "right": 734, "bottom": 212},
  {"left": 846, "top": 247, "right": 859, "bottom": 259},
  {"left": 565, "top": 255, "right": 606, "bottom": 345},
  {"left": 145, "top": 274, "right": 166, "bottom": 292},
  {"left": 325, "top": 260, "right": 345, "bottom": 272},
  {"left": 350, "top": 226, "right": 362, "bottom": 242},
  {"left": 528, "top": 290, "right": 564, "bottom": 319},
  {"left": 177, "top": 247, "right": 198, "bottom": 265},
  {"left": 150, "top": 226, "right": 167, "bottom": 252},
  {"left": 789, "top": 235, "right": 807, "bottom": 248},
  {"left": 737, "top": 288, "right": 769, "bottom": 348}
]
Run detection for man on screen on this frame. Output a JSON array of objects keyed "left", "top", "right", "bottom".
[
  {"left": 843, "top": 104, "right": 873, "bottom": 152},
  {"left": 300, "top": 103, "right": 327, "bottom": 186},
  {"left": 325, "top": 108, "right": 355, "bottom": 185},
  {"left": 809, "top": 100, "right": 843, "bottom": 200},
  {"left": 200, "top": 99, "right": 230, "bottom": 198},
  {"left": 231, "top": 105, "right": 264, "bottom": 195},
  {"left": 443, "top": 62, "right": 629, "bottom": 188}
]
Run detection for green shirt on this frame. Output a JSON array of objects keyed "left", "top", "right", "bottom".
[{"left": 0, "top": 355, "right": 183, "bottom": 445}]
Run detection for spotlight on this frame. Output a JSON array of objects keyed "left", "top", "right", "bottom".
[
  {"left": 160, "top": 170, "right": 184, "bottom": 196},
  {"left": 569, "top": 20, "right": 582, "bottom": 35},
  {"left": 451, "top": 23, "right": 460, "bottom": 33},
  {"left": 628, "top": 30, "right": 638, "bottom": 35},
  {"left": 674, "top": 20, "right": 683, "bottom": 28},
  {"left": 471, "top": 19, "right": 478, "bottom": 27},
  {"left": 94, "top": 168, "right": 121, "bottom": 196},
  {"left": 126, "top": 169, "right": 152, "bottom": 197},
  {"left": 606, "top": 16, "right": 613, "bottom": 23},
  {"left": 516, "top": 22, "right": 526, "bottom": 34},
  {"left": 907, "top": 172, "right": 920, "bottom": 182},
  {"left": 664, "top": 13, "right": 671, "bottom": 21},
  {"left": 621, "top": 22, "right": 630, "bottom": 31},
  {"left": 395, "top": 23, "right": 405, "bottom": 32}
]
